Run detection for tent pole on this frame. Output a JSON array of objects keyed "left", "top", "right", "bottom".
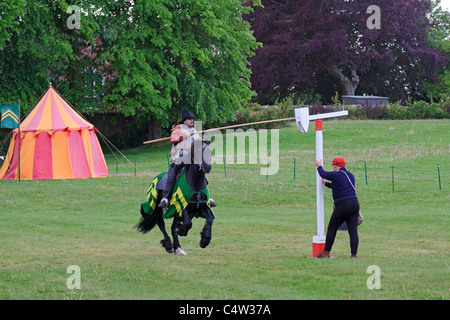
[
  {"left": 8, "top": 140, "right": 11, "bottom": 182},
  {"left": 17, "top": 100, "right": 20, "bottom": 182}
]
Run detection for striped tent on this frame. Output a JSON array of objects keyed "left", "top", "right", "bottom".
[{"left": 0, "top": 85, "right": 108, "bottom": 180}]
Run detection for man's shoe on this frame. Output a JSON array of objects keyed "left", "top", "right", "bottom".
[
  {"left": 158, "top": 198, "right": 169, "bottom": 208},
  {"left": 315, "top": 250, "right": 330, "bottom": 258}
]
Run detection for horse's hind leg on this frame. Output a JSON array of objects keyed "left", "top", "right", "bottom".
[{"left": 199, "top": 207, "right": 214, "bottom": 249}]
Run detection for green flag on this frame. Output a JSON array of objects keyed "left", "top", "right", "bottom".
[{"left": 1, "top": 103, "right": 20, "bottom": 129}]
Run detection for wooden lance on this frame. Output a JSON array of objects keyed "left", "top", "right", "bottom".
[{"left": 142, "top": 117, "right": 295, "bottom": 145}]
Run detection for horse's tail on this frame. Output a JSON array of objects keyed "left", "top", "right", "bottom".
[{"left": 135, "top": 206, "right": 158, "bottom": 234}]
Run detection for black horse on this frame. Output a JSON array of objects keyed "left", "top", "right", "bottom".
[{"left": 135, "top": 140, "right": 214, "bottom": 255}]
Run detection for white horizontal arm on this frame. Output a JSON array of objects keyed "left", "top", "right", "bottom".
[{"left": 308, "top": 110, "right": 348, "bottom": 121}]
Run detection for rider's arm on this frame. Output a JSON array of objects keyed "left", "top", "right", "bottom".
[
  {"left": 170, "top": 125, "right": 192, "bottom": 144},
  {"left": 170, "top": 125, "right": 183, "bottom": 144}
]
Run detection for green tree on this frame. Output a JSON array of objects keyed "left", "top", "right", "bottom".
[
  {"left": 97, "top": 0, "right": 260, "bottom": 130},
  {"left": 424, "top": 0, "right": 450, "bottom": 101},
  {"left": 0, "top": 1, "right": 101, "bottom": 115},
  {"left": 0, "top": 0, "right": 25, "bottom": 49},
  {"left": 0, "top": 0, "right": 260, "bottom": 136}
]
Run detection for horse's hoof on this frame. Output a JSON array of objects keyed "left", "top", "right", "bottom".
[
  {"left": 175, "top": 247, "right": 186, "bottom": 255},
  {"left": 199, "top": 238, "right": 211, "bottom": 248},
  {"left": 161, "top": 239, "right": 173, "bottom": 253}
]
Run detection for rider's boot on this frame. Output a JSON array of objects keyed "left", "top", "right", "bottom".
[
  {"left": 209, "top": 198, "right": 217, "bottom": 207},
  {"left": 159, "top": 197, "right": 169, "bottom": 208},
  {"left": 159, "top": 174, "right": 176, "bottom": 208}
]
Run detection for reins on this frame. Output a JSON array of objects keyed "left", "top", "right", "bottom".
[{"left": 191, "top": 189, "right": 208, "bottom": 208}]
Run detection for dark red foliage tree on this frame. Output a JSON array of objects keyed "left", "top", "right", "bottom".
[{"left": 246, "top": 0, "right": 447, "bottom": 104}]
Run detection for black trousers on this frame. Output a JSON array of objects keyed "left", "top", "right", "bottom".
[
  {"left": 162, "top": 163, "right": 184, "bottom": 199},
  {"left": 325, "top": 198, "right": 360, "bottom": 255}
]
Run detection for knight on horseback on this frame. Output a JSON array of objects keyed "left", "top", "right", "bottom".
[
  {"left": 136, "top": 126, "right": 216, "bottom": 254},
  {"left": 159, "top": 107, "right": 216, "bottom": 208}
]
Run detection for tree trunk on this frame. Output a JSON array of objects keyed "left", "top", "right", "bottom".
[
  {"left": 147, "top": 117, "right": 162, "bottom": 140},
  {"left": 327, "top": 64, "right": 359, "bottom": 96},
  {"left": 69, "top": 31, "right": 81, "bottom": 90}
]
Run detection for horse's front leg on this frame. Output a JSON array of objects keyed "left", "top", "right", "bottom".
[
  {"left": 199, "top": 206, "right": 214, "bottom": 249},
  {"left": 156, "top": 210, "right": 173, "bottom": 253},
  {"left": 171, "top": 216, "right": 186, "bottom": 255},
  {"left": 175, "top": 209, "right": 192, "bottom": 236}
]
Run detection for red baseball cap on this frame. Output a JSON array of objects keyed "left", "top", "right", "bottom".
[{"left": 332, "top": 158, "right": 346, "bottom": 167}]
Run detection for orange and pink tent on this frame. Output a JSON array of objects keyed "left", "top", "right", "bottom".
[{"left": 0, "top": 85, "right": 108, "bottom": 180}]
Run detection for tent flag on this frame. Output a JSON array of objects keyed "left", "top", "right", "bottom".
[{"left": 1, "top": 103, "right": 20, "bottom": 129}]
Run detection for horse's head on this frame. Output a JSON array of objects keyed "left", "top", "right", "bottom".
[{"left": 190, "top": 140, "right": 212, "bottom": 174}]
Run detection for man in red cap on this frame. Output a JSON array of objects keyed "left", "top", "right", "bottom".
[{"left": 315, "top": 157, "right": 360, "bottom": 258}]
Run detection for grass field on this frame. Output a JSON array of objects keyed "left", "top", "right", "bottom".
[{"left": 0, "top": 119, "right": 448, "bottom": 300}]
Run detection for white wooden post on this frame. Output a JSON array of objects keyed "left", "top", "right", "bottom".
[
  {"left": 294, "top": 107, "right": 348, "bottom": 257},
  {"left": 315, "top": 120, "right": 325, "bottom": 236}
]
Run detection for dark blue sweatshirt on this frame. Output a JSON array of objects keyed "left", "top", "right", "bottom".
[{"left": 317, "top": 166, "right": 357, "bottom": 204}]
